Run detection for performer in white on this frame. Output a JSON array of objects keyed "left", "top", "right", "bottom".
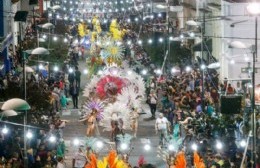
[
  {"left": 130, "top": 107, "right": 139, "bottom": 138},
  {"left": 155, "top": 113, "right": 169, "bottom": 147}
]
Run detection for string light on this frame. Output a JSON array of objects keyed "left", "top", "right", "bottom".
[
  {"left": 53, "top": 36, "right": 58, "bottom": 41},
  {"left": 39, "top": 64, "right": 44, "bottom": 70},
  {"left": 190, "top": 32, "right": 195, "bottom": 37},
  {"left": 53, "top": 66, "right": 59, "bottom": 72},
  {"left": 2, "top": 126, "right": 8, "bottom": 134},
  {"left": 83, "top": 69, "right": 88, "bottom": 74},
  {"left": 26, "top": 131, "right": 33, "bottom": 139}
]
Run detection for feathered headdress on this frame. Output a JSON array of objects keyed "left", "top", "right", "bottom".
[
  {"left": 174, "top": 151, "right": 187, "bottom": 168},
  {"left": 194, "top": 152, "right": 206, "bottom": 168},
  {"left": 81, "top": 99, "right": 104, "bottom": 121},
  {"left": 96, "top": 75, "right": 126, "bottom": 99},
  {"left": 100, "top": 102, "right": 131, "bottom": 131}
]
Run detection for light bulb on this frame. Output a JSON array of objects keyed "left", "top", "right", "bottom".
[
  {"left": 96, "top": 141, "right": 103, "bottom": 148},
  {"left": 49, "top": 136, "right": 56, "bottom": 142},
  {"left": 53, "top": 36, "right": 58, "bottom": 41},
  {"left": 120, "top": 143, "right": 128, "bottom": 150},
  {"left": 144, "top": 144, "right": 151, "bottom": 151},
  {"left": 53, "top": 66, "right": 59, "bottom": 72},
  {"left": 191, "top": 143, "right": 198, "bottom": 151},
  {"left": 2, "top": 127, "right": 8, "bottom": 134},
  {"left": 26, "top": 131, "right": 33, "bottom": 139},
  {"left": 216, "top": 141, "right": 223, "bottom": 150}
]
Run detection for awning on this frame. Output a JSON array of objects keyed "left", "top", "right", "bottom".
[{"left": 192, "top": 39, "right": 212, "bottom": 52}]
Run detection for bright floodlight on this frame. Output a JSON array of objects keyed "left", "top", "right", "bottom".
[
  {"left": 53, "top": 66, "right": 59, "bottom": 72},
  {"left": 168, "top": 144, "right": 175, "bottom": 151},
  {"left": 120, "top": 143, "right": 128, "bottom": 150},
  {"left": 26, "top": 131, "right": 33, "bottom": 139},
  {"left": 158, "top": 13, "right": 162, "bottom": 17},
  {"left": 141, "top": 69, "right": 147, "bottom": 75},
  {"left": 138, "top": 40, "right": 142, "bottom": 45},
  {"left": 73, "top": 138, "right": 80, "bottom": 146},
  {"left": 240, "top": 140, "right": 247, "bottom": 147},
  {"left": 2, "top": 127, "right": 8, "bottom": 134},
  {"left": 148, "top": 39, "right": 153, "bottom": 44},
  {"left": 247, "top": 3, "right": 260, "bottom": 15},
  {"left": 144, "top": 144, "right": 151, "bottom": 151},
  {"left": 155, "top": 69, "right": 162, "bottom": 75},
  {"left": 191, "top": 143, "right": 198, "bottom": 151},
  {"left": 190, "top": 32, "right": 195, "bottom": 37},
  {"left": 159, "top": 38, "right": 163, "bottom": 43},
  {"left": 39, "top": 64, "right": 44, "bottom": 70},
  {"left": 216, "top": 141, "right": 223, "bottom": 150},
  {"left": 64, "top": 38, "right": 68, "bottom": 43},
  {"left": 96, "top": 141, "right": 104, "bottom": 148},
  {"left": 230, "top": 60, "right": 235, "bottom": 64},
  {"left": 201, "top": 64, "right": 206, "bottom": 70},
  {"left": 97, "top": 70, "right": 103, "bottom": 75},
  {"left": 83, "top": 69, "right": 88, "bottom": 74},
  {"left": 49, "top": 135, "right": 56, "bottom": 142},
  {"left": 53, "top": 36, "right": 58, "bottom": 41},
  {"left": 127, "top": 41, "right": 132, "bottom": 45},
  {"left": 169, "top": 36, "right": 173, "bottom": 41},
  {"left": 171, "top": 68, "right": 176, "bottom": 73},
  {"left": 185, "top": 66, "right": 191, "bottom": 72},
  {"left": 42, "top": 34, "right": 47, "bottom": 39},
  {"left": 69, "top": 68, "right": 73, "bottom": 73}
]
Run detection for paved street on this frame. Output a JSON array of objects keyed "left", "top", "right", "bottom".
[{"left": 61, "top": 59, "right": 165, "bottom": 167}]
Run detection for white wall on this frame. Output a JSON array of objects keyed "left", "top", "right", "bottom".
[{"left": 221, "top": 2, "right": 260, "bottom": 84}]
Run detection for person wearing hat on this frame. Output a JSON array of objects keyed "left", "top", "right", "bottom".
[
  {"left": 72, "top": 147, "right": 86, "bottom": 168},
  {"left": 155, "top": 113, "right": 170, "bottom": 147}
]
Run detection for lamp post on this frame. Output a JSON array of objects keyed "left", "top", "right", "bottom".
[{"left": 247, "top": 2, "right": 260, "bottom": 167}]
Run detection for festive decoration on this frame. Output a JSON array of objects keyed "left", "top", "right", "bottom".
[
  {"left": 92, "top": 16, "right": 102, "bottom": 34},
  {"left": 193, "top": 152, "right": 206, "bottom": 168},
  {"left": 84, "top": 150, "right": 128, "bottom": 168},
  {"left": 78, "top": 22, "right": 89, "bottom": 37},
  {"left": 100, "top": 102, "right": 131, "bottom": 131},
  {"left": 109, "top": 19, "right": 126, "bottom": 41},
  {"left": 81, "top": 99, "right": 105, "bottom": 121},
  {"left": 174, "top": 151, "right": 187, "bottom": 168},
  {"left": 96, "top": 75, "right": 126, "bottom": 99}
]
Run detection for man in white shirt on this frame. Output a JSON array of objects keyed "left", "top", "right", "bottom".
[
  {"left": 72, "top": 147, "right": 86, "bottom": 168},
  {"left": 155, "top": 113, "right": 169, "bottom": 147}
]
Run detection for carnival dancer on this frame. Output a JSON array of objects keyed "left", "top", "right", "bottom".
[
  {"left": 130, "top": 107, "right": 139, "bottom": 138},
  {"left": 85, "top": 109, "right": 98, "bottom": 137},
  {"left": 155, "top": 113, "right": 170, "bottom": 147}
]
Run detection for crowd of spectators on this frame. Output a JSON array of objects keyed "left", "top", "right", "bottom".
[
  {"left": 0, "top": 16, "right": 83, "bottom": 168},
  {"left": 146, "top": 66, "right": 260, "bottom": 167}
]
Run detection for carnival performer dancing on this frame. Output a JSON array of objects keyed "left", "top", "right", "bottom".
[
  {"left": 130, "top": 107, "right": 139, "bottom": 138},
  {"left": 85, "top": 108, "right": 98, "bottom": 137}
]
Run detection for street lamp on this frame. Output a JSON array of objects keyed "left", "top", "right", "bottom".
[{"left": 247, "top": 3, "right": 260, "bottom": 167}]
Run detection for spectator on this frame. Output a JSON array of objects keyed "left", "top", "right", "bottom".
[
  {"left": 72, "top": 147, "right": 86, "bottom": 168},
  {"left": 70, "top": 81, "right": 79, "bottom": 109},
  {"left": 75, "top": 66, "right": 81, "bottom": 88}
]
